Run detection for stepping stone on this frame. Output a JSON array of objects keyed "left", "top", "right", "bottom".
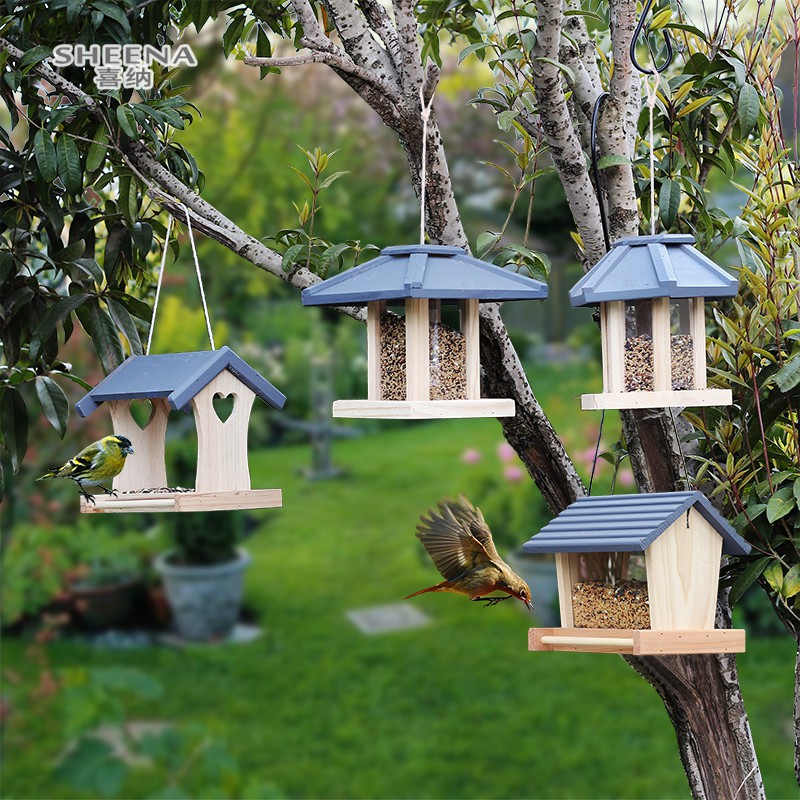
[{"left": 346, "top": 603, "right": 431, "bottom": 635}]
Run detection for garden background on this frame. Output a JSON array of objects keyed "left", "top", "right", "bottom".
[{"left": 1, "top": 29, "right": 796, "bottom": 800}]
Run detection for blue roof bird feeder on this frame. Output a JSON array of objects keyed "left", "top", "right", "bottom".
[
  {"left": 302, "top": 245, "right": 548, "bottom": 419},
  {"left": 75, "top": 346, "right": 286, "bottom": 513},
  {"left": 522, "top": 492, "right": 750, "bottom": 655},
  {"left": 570, "top": 234, "right": 738, "bottom": 410}
]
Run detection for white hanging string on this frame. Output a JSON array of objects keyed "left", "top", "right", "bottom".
[
  {"left": 146, "top": 215, "right": 173, "bottom": 355},
  {"left": 145, "top": 204, "right": 216, "bottom": 354},
  {"left": 643, "top": 66, "right": 658, "bottom": 235},
  {"left": 181, "top": 201, "right": 216, "bottom": 351},
  {"left": 418, "top": 85, "right": 436, "bottom": 245}
]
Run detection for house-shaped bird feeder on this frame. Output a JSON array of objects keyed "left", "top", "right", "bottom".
[
  {"left": 570, "top": 234, "right": 738, "bottom": 410},
  {"left": 523, "top": 492, "right": 750, "bottom": 655},
  {"left": 75, "top": 346, "right": 286, "bottom": 513},
  {"left": 301, "top": 245, "right": 548, "bottom": 419}
]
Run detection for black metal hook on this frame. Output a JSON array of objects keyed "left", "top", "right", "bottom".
[
  {"left": 590, "top": 92, "right": 612, "bottom": 253},
  {"left": 630, "top": 0, "right": 674, "bottom": 75}
]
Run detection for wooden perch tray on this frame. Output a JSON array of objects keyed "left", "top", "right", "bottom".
[
  {"left": 332, "top": 398, "right": 515, "bottom": 419},
  {"left": 580, "top": 389, "right": 732, "bottom": 410},
  {"left": 529, "top": 627, "right": 746, "bottom": 655},
  {"left": 80, "top": 489, "right": 282, "bottom": 514}
]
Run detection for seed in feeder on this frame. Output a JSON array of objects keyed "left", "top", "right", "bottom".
[
  {"left": 670, "top": 334, "right": 694, "bottom": 390},
  {"left": 572, "top": 580, "right": 651, "bottom": 629},
  {"left": 379, "top": 314, "right": 467, "bottom": 401},
  {"left": 624, "top": 335, "right": 654, "bottom": 392}
]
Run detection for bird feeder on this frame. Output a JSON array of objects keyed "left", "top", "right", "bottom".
[
  {"left": 301, "top": 245, "right": 548, "bottom": 419},
  {"left": 523, "top": 492, "right": 750, "bottom": 655},
  {"left": 75, "top": 346, "right": 286, "bottom": 513},
  {"left": 570, "top": 234, "right": 738, "bottom": 410}
]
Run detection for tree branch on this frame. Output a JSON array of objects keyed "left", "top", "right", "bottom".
[
  {"left": 392, "top": 0, "right": 425, "bottom": 100},
  {"left": 357, "top": 0, "right": 404, "bottom": 73}
]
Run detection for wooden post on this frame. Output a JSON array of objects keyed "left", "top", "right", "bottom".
[
  {"left": 651, "top": 297, "right": 672, "bottom": 391},
  {"left": 555, "top": 553, "right": 577, "bottom": 627},
  {"left": 460, "top": 299, "right": 481, "bottom": 400},
  {"left": 192, "top": 370, "right": 255, "bottom": 493},
  {"left": 645, "top": 508, "right": 723, "bottom": 630},
  {"left": 405, "top": 298, "right": 430, "bottom": 401},
  {"left": 366, "top": 300, "right": 385, "bottom": 400},
  {"left": 600, "top": 301, "right": 625, "bottom": 392},
  {"left": 689, "top": 297, "right": 707, "bottom": 390},
  {"left": 108, "top": 398, "right": 169, "bottom": 492}
]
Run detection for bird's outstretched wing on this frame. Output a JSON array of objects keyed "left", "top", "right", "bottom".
[{"left": 415, "top": 496, "right": 499, "bottom": 581}]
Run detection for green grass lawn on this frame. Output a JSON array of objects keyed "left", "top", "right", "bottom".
[{"left": 2, "top": 363, "right": 797, "bottom": 798}]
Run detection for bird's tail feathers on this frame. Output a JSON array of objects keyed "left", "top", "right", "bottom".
[
  {"left": 37, "top": 469, "right": 59, "bottom": 480},
  {"left": 403, "top": 580, "right": 451, "bottom": 600}
]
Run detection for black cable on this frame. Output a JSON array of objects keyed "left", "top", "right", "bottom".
[
  {"left": 587, "top": 409, "right": 606, "bottom": 497},
  {"left": 590, "top": 92, "right": 612, "bottom": 253},
  {"left": 630, "top": 0, "right": 674, "bottom": 75}
]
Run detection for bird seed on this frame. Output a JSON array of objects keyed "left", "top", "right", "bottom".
[
  {"left": 379, "top": 313, "right": 467, "bottom": 401},
  {"left": 572, "top": 580, "right": 650, "bottom": 629},
  {"left": 624, "top": 334, "right": 696, "bottom": 391}
]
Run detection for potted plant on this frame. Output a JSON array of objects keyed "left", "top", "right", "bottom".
[{"left": 155, "top": 508, "right": 250, "bottom": 641}]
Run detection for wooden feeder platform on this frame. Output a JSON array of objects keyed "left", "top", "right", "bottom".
[
  {"left": 332, "top": 398, "right": 515, "bottom": 419},
  {"left": 529, "top": 627, "right": 745, "bottom": 655},
  {"left": 80, "top": 488, "right": 282, "bottom": 514},
  {"left": 581, "top": 388, "right": 732, "bottom": 410}
]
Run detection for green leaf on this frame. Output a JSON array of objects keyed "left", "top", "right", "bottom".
[
  {"left": 782, "top": 564, "right": 800, "bottom": 599},
  {"left": 0, "top": 387, "right": 27, "bottom": 472},
  {"left": 117, "top": 174, "right": 139, "bottom": 225},
  {"left": 54, "top": 736, "right": 125, "bottom": 797},
  {"left": 85, "top": 125, "right": 109, "bottom": 172},
  {"left": 29, "top": 294, "right": 90, "bottom": 364},
  {"left": 19, "top": 45, "right": 52, "bottom": 76},
  {"left": 318, "top": 170, "right": 348, "bottom": 190},
  {"left": 116, "top": 105, "right": 139, "bottom": 139},
  {"left": 33, "top": 129, "right": 57, "bottom": 181},
  {"left": 659, "top": 179, "right": 681, "bottom": 229},
  {"left": 35, "top": 376, "right": 69, "bottom": 437},
  {"left": 772, "top": 354, "right": 800, "bottom": 393},
  {"left": 106, "top": 298, "right": 143, "bottom": 356},
  {"left": 223, "top": 13, "right": 246, "bottom": 58},
  {"left": 738, "top": 83, "right": 760, "bottom": 137},
  {"left": 763, "top": 561, "right": 784, "bottom": 594},
  {"left": 497, "top": 110, "right": 520, "bottom": 131},
  {"left": 728, "top": 557, "right": 770, "bottom": 607},
  {"left": 794, "top": 477, "right": 800, "bottom": 505},
  {"left": 77, "top": 300, "right": 125, "bottom": 374},
  {"left": 0, "top": 459, "right": 5, "bottom": 503},
  {"left": 597, "top": 154, "right": 631, "bottom": 169},
  {"left": 476, "top": 231, "right": 501, "bottom": 256},
  {"left": 56, "top": 134, "right": 82, "bottom": 195},
  {"left": 766, "top": 486, "right": 796, "bottom": 523}
]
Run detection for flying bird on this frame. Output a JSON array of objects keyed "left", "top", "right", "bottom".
[
  {"left": 405, "top": 495, "right": 533, "bottom": 609},
  {"left": 37, "top": 435, "right": 134, "bottom": 504}
]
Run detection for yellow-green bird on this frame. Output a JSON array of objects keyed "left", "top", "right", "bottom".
[
  {"left": 37, "top": 435, "right": 134, "bottom": 504},
  {"left": 405, "top": 494, "right": 533, "bottom": 609}
]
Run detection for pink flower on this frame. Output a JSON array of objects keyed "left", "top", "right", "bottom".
[
  {"left": 617, "top": 469, "right": 635, "bottom": 487},
  {"left": 461, "top": 448, "right": 481, "bottom": 464},
  {"left": 497, "top": 442, "right": 516, "bottom": 463},
  {"left": 504, "top": 466, "right": 524, "bottom": 483}
]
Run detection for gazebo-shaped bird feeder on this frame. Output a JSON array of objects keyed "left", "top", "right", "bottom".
[
  {"left": 301, "top": 245, "right": 548, "bottom": 419},
  {"left": 571, "top": 234, "right": 738, "bottom": 410},
  {"left": 75, "top": 346, "right": 286, "bottom": 513},
  {"left": 523, "top": 492, "right": 750, "bottom": 655}
]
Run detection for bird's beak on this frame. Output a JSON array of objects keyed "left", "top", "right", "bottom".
[{"left": 125, "top": 446, "right": 134, "bottom": 455}]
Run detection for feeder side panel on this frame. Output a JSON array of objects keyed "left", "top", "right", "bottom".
[
  {"left": 108, "top": 398, "right": 170, "bottom": 493},
  {"left": 405, "top": 298, "right": 430, "bottom": 401},
  {"left": 461, "top": 299, "right": 481, "bottom": 400},
  {"left": 366, "top": 301, "right": 384, "bottom": 401},
  {"left": 555, "top": 553, "right": 576, "bottom": 627},
  {"left": 192, "top": 371, "right": 255, "bottom": 493},
  {"left": 644, "top": 509, "right": 723, "bottom": 630},
  {"left": 689, "top": 298, "right": 708, "bottom": 389},
  {"left": 652, "top": 297, "right": 672, "bottom": 391},
  {"left": 600, "top": 302, "right": 625, "bottom": 392}
]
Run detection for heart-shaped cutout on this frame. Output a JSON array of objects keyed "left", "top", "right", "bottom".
[
  {"left": 129, "top": 399, "right": 154, "bottom": 429},
  {"left": 213, "top": 392, "right": 236, "bottom": 423}
]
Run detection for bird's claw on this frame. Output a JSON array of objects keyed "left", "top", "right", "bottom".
[
  {"left": 99, "top": 485, "right": 118, "bottom": 497},
  {"left": 473, "top": 595, "right": 511, "bottom": 608},
  {"left": 79, "top": 490, "right": 96, "bottom": 505}
]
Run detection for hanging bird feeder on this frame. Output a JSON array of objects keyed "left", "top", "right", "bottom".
[
  {"left": 570, "top": 234, "right": 738, "bottom": 410},
  {"left": 301, "top": 245, "right": 548, "bottom": 419},
  {"left": 523, "top": 492, "right": 750, "bottom": 655},
  {"left": 75, "top": 346, "right": 286, "bottom": 513}
]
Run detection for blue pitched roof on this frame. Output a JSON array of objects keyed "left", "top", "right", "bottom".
[
  {"left": 522, "top": 492, "right": 750, "bottom": 555},
  {"left": 570, "top": 234, "right": 739, "bottom": 306},
  {"left": 76, "top": 346, "right": 286, "bottom": 417},
  {"left": 301, "top": 244, "right": 549, "bottom": 306}
]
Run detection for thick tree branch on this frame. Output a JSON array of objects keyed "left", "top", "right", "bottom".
[
  {"left": 358, "top": 0, "right": 404, "bottom": 73},
  {"left": 392, "top": 0, "right": 425, "bottom": 99},
  {"left": 530, "top": 0, "right": 607, "bottom": 265}
]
